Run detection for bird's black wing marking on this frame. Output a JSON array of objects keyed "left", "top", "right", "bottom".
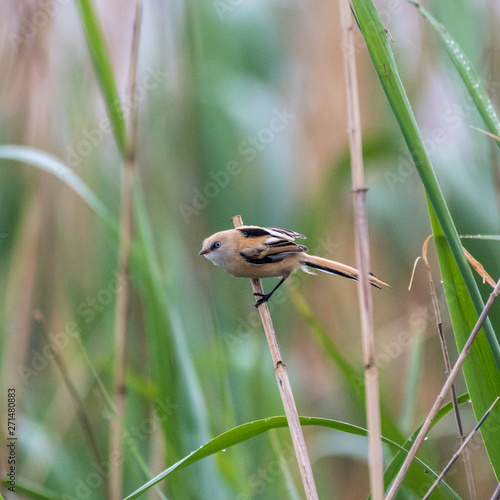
[
  {"left": 237, "top": 227, "right": 270, "bottom": 238},
  {"left": 265, "top": 242, "right": 308, "bottom": 254},
  {"left": 237, "top": 226, "right": 306, "bottom": 241},
  {"left": 241, "top": 244, "right": 308, "bottom": 265},
  {"left": 238, "top": 226, "right": 308, "bottom": 265},
  {"left": 242, "top": 253, "right": 297, "bottom": 265}
]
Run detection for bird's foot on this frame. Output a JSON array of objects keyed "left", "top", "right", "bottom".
[{"left": 253, "top": 292, "right": 272, "bottom": 307}]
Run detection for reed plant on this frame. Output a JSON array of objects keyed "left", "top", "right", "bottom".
[{"left": 1, "top": 1, "right": 499, "bottom": 499}]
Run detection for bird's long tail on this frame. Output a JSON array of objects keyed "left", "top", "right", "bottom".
[{"left": 300, "top": 255, "right": 390, "bottom": 289}]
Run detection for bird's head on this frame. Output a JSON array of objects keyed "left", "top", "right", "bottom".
[{"left": 199, "top": 230, "right": 233, "bottom": 268}]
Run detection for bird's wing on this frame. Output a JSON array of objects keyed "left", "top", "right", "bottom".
[
  {"left": 238, "top": 226, "right": 308, "bottom": 264},
  {"left": 237, "top": 226, "right": 306, "bottom": 242}
]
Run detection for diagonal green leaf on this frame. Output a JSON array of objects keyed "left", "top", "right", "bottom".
[
  {"left": 0, "top": 144, "right": 220, "bottom": 495},
  {"left": 74, "top": 0, "right": 127, "bottom": 157},
  {"left": 133, "top": 189, "right": 231, "bottom": 497},
  {"left": 429, "top": 207, "right": 500, "bottom": 477},
  {"left": 351, "top": 0, "right": 500, "bottom": 477},
  {"left": 383, "top": 393, "right": 470, "bottom": 499},
  {"left": 351, "top": 0, "right": 499, "bottom": 368},
  {"left": 1, "top": 478, "right": 62, "bottom": 500},
  {"left": 408, "top": 1, "right": 500, "bottom": 141},
  {"left": 461, "top": 235, "right": 500, "bottom": 241}
]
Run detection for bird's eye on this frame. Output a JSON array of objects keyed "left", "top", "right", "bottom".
[{"left": 211, "top": 241, "right": 221, "bottom": 250}]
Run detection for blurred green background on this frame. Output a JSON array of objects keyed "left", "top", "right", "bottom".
[{"left": 0, "top": 0, "right": 499, "bottom": 499}]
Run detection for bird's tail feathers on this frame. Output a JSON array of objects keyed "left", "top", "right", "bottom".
[{"left": 300, "top": 255, "right": 389, "bottom": 289}]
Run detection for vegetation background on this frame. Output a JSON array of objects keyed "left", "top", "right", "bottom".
[{"left": 0, "top": 0, "right": 499, "bottom": 499}]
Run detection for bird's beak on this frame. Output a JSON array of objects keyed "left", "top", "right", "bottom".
[{"left": 199, "top": 247, "right": 209, "bottom": 256}]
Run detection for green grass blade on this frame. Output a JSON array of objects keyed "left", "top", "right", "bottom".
[
  {"left": 289, "top": 289, "right": 365, "bottom": 399},
  {"left": 124, "top": 413, "right": 460, "bottom": 500},
  {"left": 72, "top": 333, "right": 168, "bottom": 500},
  {"left": 351, "top": 0, "right": 500, "bottom": 368},
  {"left": 383, "top": 393, "right": 470, "bottom": 499},
  {"left": 269, "top": 429, "right": 301, "bottom": 500},
  {"left": 429, "top": 206, "right": 500, "bottom": 475},
  {"left": 2, "top": 479, "right": 62, "bottom": 500},
  {"left": 74, "top": 0, "right": 127, "bottom": 156},
  {"left": 398, "top": 326, "right": 425, "bottom": 435},
  {"left": 290, "top": 292, "right": 453, "bottom": 499},
  {"left": 351, "top": 0, "right": 500, "bottom": 476},
  {"left": 0, "top": 145, "right": 116, "bottom": 230},
  {"left": 408, "top": 1, "right": 500, "bottom": 141},
  {"left": 133, "top": 189, "right": 229, "bottom": 497},
  {"left": 132, "top": 189, "right": 180, "bottom": 453},
  {"left": 460, "top": 235, "right": 500, "bottom": 241}
]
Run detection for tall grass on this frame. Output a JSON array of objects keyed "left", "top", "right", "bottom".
[{"left": 1, "top": 1, "right": 499, "bottom": 499}]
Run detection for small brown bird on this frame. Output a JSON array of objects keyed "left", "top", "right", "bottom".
[{"left": 199, "top": 225, "right": 389, "bottom": 307}]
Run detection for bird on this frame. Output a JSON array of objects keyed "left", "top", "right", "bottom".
[{"left": 199, "top": 225, "right": 389, "bottom": 307}]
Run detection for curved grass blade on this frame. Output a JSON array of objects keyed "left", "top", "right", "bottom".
[
  {"left": 382, "top": 393, "right": 470, "bottom": 498},
  {"left": 74, "top": 0, "right": 127, "bottom": 157},
  {"left": 2, "top": 478, "right": 61, "bottom": 500},
  {"left": 0, "top": 145, "right": 116, "bottom": 230},
  {"left": 351, "top": 0, "right": 500, "bottom": 477},
  {"left": 133, "top": 189, "right": 232, "bottom": 497},
  {"left": 408, "top": 1, "right": 500, "bottom": 141},
  {"left": 350, "top": 0, "right": 500, "bottom": 368},
  {"left": 124, "top": 415, "right": 460, "bottom": 500},
  {"left": 74, "top": 0, "right": 228, "bottom": 490}
]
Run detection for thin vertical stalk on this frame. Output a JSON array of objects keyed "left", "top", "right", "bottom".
[
  {"left": 109, "top": 3, "right": 143, "bottom": 500},
  {"left": 338, "top": 1, "right": 384, "bottom": 499},
  {"left": 420, "top": 238, "right": 476, "bottom": 499},
  {"left": 231, "top": 215, "right": 319, "bottom": 500}
]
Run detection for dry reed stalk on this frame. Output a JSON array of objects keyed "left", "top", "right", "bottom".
[
  {"left": 231, "top": 215, "right": 319, "bottom": 500},
  {"left": 34, "top": 311, "right": 103, "bottom": 467},
  {"left": 338, "top": 2, "right": 384, "bottom": 498},
  {"left": 418, "top": 237, "right": 476, "bottom": 498},
  {"left": 109, "top": 3, "right": 143, "bottom": 500},
  {"left": 490, "top": 482, "right": 500, "bottom": 500},
  {"left": 386, "top": 276, "right": 500, "bottom": 499},
  {"left": 422, "top": 397, "right": 499, "bottom": 500}
]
